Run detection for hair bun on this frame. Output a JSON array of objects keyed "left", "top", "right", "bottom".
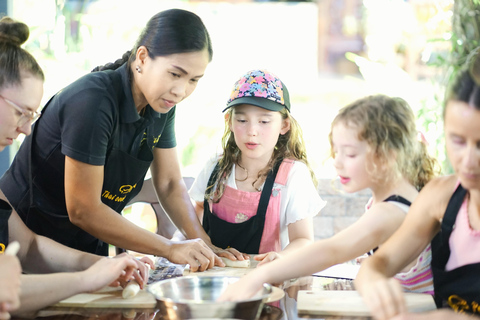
[
  {"left": 467, "top": 47, "right": 480, "bottom": 86},
  {"left": 0, "top": 16, "right": 29, "bottom": 46}
]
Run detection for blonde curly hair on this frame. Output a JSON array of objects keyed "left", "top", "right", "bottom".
[{"left": 328, "top": 94, "right": 439, "bottom": 190}]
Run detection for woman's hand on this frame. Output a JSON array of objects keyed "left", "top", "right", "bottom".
[
  {"left": 0, "top": 255, "right": 22, "bottom": 314},
  {"left": 167, "top": 238, "right": 217, "bottom": 272},
  {"left": 79, "top": 255, "right": 141, "bottom": 293},
  {"left": 357, "top": 277, "right": 406, "bottom": 320},
  {"left": 255, "top": 252, "right": 281, "bottom": 267},
  {"left": 212, "top": 246, "right": 249, "bottom": 263},
  {"left": 111, "top": 254, "right": 154, "bottom": 289}
]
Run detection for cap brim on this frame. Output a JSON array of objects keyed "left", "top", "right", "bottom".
[{"left": 222, "top": 96, "right": 287, "bottom": 113}]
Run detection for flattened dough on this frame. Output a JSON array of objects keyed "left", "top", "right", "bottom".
[{"left": 220, "top": 257, "right": 250, "bottom": 268}]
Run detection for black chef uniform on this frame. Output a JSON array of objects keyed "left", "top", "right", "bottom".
[
  {"left": 431, "top": 183, "right": 480, "bottom": 314},
  {"left": 0, "top": 64, "right": 176, "bottom": 255}
]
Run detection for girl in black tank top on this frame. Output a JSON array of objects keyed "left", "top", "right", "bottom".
[{"left": 355, "top": 49, "right": 480, "bottom": 319}]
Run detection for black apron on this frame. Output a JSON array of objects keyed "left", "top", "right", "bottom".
[
  {"left": 24, "top": 71, "right": 151, "bottom": 256},
  {"left": 202, "top": 161, "right": 281, "bottom": 254},
  {"left": 431, "top": 184, "right": 480, "bottom": 314},
  {"left": 0, "top": 199, "right": 12, "bottom": 253}
]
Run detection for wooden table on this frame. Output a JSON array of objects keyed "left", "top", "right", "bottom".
[{"left": 13, "top": 276, "right": 367, "bottom": 320}]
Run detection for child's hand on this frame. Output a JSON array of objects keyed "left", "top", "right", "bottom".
[
  {"left": 0, "top": 254, "right": 22, "bottom": 315},
  {"left": 217, "top": 273, "right": 263, "bottom": 302},
  {"left": 255, "top": 252, "right": 281, "bottom": 267},
  {"left": 355, "top": 253, "right": 369, "bottom": 264},
  {"left": 358, "top": 277, "right": 406, "bottom": 320}
]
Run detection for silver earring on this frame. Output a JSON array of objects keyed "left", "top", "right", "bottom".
[{"left": 136, "top": 65, "right": 141, "bottom": 73}]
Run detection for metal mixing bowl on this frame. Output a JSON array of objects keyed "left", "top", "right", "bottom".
[{"left": 147, "top": 276, "right": 272, "bottom": 320}]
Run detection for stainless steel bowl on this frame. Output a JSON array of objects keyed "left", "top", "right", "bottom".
[{"left": 147, "top": 276, "right": 271, "bottom": 320}]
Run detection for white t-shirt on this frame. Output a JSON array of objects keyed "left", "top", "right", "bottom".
[{"left": 189, "top": 156, "right": 326, "bottom": 249}]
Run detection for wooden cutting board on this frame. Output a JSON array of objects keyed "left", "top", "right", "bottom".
[
  {"left": 53, "top": 286, "right": 156, "bottom": 308},
  {"left": 297, "top": 290, "right": 436, "bottom": 316},
  {"left": 53, "top": 256, "right": 278, "bottom": 308}
]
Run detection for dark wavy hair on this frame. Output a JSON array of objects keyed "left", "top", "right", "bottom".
[
  {"left": 0, "top": 16, "right": 44, "bottom": 88},
  {"left": 92, "top": 9, "right": 212, "bottom": 72},
  {"left": 445, "top": 47, "right": 480, "bottom": 115}
]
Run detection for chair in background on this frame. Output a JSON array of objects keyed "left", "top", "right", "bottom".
[{"left": 115, "top": 177, "right": 195, "bottom": 255}]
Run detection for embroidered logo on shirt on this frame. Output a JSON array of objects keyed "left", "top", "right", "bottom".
[
  {"left": 101, "top": 184, "right": 137, "bottom": 203},
  {"left": 119, "top": 184, "right": 137, "bottom": 194},
  {"left": 448, "top": 295, "right": 480, "bottom": 314}
]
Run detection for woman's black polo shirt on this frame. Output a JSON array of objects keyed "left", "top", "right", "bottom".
[{"left": 0, "top": 63, "right": 176, "bottom": 218}]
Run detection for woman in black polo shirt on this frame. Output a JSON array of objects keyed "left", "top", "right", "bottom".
[
  {"left": 0, "top": 16, "right": 151, "bottom": 316},
  {"left": 0, "top": 9, "right": 224, "bottom": 271}
]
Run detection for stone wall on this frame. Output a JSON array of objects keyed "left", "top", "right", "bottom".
[{"left": 313, "top": 179, "right": 372, "bottom": 241}]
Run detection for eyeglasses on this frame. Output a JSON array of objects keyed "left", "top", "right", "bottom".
[{"left": 0, "top": 94, "right": 41, "bottom": 127}]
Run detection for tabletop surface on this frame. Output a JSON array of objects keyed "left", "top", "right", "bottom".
[
  {"left": 13, "top": 258, "right": 369, "bottom": 320},
  {"left": 14, "top": 277, "right": 367, "bottom": 320}
]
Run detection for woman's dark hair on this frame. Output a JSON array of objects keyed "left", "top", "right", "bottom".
[
  {"left": 93, "top": 9, "right": 212, "bottom": 72},
  {"left": 0, "top": 16, "right": 44, "bottom": 88},
  {"left": 446, "top": 47, "right": 480, "bottom": 115}
]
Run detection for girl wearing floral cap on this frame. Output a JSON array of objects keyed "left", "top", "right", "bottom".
[
  {"left": 188, "top": 69, "right": 326, "bottom": 265},
  {"left": 219, "top": 94, "right": 439, "bottom": 302}
]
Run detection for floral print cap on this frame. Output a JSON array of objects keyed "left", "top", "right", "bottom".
[{"left": 223, "top": 69, "right": 291, "bottom": 113}]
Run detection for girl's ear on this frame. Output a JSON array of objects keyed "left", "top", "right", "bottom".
[{"left": 280, "top": 118, "right": 291, "bottom": 135}]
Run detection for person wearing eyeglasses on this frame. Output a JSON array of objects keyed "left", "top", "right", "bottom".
[
  {"left": 0, "top": 17, "right": 152, "bottom": 316},
  {"left": 0, "top": 9, "right": 229, "bottom": 270}
]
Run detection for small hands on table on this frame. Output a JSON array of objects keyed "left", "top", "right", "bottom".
[
  {"left": 356, "top": 277, "right": 407, "bottom": 320},
  {"left": 216, "top": 251, "right": 282, "bottom": 302},
  {"left": 0, "top": 241, "right": 21, "bottom": 319},
  {"left": 82, "top": 253, "right": 155, "bottom": 293},
  {"left": 0, "top": 255, "right": 21, "bottom": 318},
  {"left": 211, "top": 247, "right": 281, "bottom": 267},
  {"left": 254, "top": 252, "right": 281, "bottom": 267}
]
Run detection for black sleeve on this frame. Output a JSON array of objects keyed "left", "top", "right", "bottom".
[
  {"left": 156, "top": 106, "right": 176, "bottom": 149},
  {"left": 57, "top": 85, "right": 117, "bottom": 166}
]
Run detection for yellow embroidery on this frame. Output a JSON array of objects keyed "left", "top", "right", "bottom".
[
  {"left": 0, "top": 243, "right": 5, "bottom": 254},
  {"left": 101, "top": 184, "right": 137, "bottom": 202},
  {"left": 448, "top": 295, "right": 480, "bottom": 314},
  {"left": 119, "top": 184, "right": 137, "bottom": 194},
  {"left": 102, "top": 190, "right": 126, "bottom": 203},
  {"left": 151, "top": 134, "right": 161, "bottom": 150}
]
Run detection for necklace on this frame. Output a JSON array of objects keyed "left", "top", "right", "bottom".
[
  {"left": 235, "top": 163, "right": 262, "bottom": 192},
  {"left": 235, "top": 163, "right": 248, "bottom": 182}
]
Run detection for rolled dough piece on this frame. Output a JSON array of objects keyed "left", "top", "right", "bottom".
[
  {"left": 5, "top": 241, "right": 20, "bottom": 256},
  {"left": 220, "top": 257, "right": 250, "bottom": 268},
  {"left": 122, "top": 280, "right": 140, "bottom": 299}
]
